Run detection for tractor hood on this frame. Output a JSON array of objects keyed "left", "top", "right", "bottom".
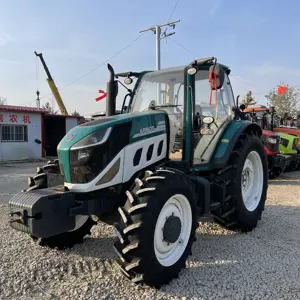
[
  {"left": 59, "top": 110, "right": 167, "bottom": 148},
  {"left": 57, "top": 110, "right": 168, "bottom": 184}
]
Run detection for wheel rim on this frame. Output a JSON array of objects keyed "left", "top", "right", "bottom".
[
  {"left": 69, "top": 215, "right": 89, "bottom": 232},
  {"left": 154, "top": 194, "right": 192, "bottom": 267},
  {"left": 241, "top": 151, "right": 263, "bottom": 212}
]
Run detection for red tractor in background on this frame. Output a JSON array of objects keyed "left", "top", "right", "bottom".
[{"left": 238, "top": 101, "right": 286, "bottom": 178}]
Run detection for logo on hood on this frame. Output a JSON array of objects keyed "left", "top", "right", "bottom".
[{"left": 66, "top": 133, "right": 76, "bottom": 141}]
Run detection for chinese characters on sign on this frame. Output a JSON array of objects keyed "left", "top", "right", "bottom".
[
  {"left": 0, "top": 114, "right": 31, "bottom": 124},
  {"left": 23, "top": 115, "right": 31, "bottom": 123},
  {"left": 9, "top": 114, "right": 18, "bottom": 123}
]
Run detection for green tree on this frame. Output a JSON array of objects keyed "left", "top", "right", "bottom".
[
  {"left": 42, "top": 102, "right": 58, "bottom": 114},
  {"left": 265, "top": 82, "right": 300, "bottom": 117},
  {"left": 71, "top": 110, "right": 81, "bottom": 117},
  {"left": 241, "top": 91, "right": 257, "bottom": 106}
]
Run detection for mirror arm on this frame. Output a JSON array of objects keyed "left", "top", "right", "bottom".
[
  {"left": 121, "top": 93, "right": 131, "bottom": 113},
  {"left": 117, "top": 80, "right": 132, "bottom": 93}
]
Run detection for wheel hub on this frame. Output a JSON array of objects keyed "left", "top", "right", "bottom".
[
  {"left": 163, "top": 214, "right": 182, "bottom": 244},
  {"left": 154, "top": 194, "right": 192, "bottom": 267},
  {"left": 241, "top": 151, "right": 263, "bottom": 212}
]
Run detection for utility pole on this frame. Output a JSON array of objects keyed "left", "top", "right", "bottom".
[
  {"left": 140, "top": 20, "right": 180, "bottom": 104},
  {"left": 140, "top": 20, "right": 180, "bottom": 70}
]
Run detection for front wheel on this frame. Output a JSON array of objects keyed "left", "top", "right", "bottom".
[
  {"left": 114, "top": 168, "right": 198, "bottom": 288},
  {"left": 212, "top": 131, "right": 268, "bottom": 232},
  {"left": 25, "top": 163, "right": 96, "bottom": 249},
  {"left": 31, "top": 216, "right": 96, "bottom": 249}
]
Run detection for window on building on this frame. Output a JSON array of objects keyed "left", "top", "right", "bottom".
[{"left": 1, "top": 125, "right": 28, "bottom": 142}]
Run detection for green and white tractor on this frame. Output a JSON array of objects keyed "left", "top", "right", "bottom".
[{"left": 9, "top": 57, "right": 268, "bottom": 288}]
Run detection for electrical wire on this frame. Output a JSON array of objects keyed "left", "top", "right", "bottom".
[
  {"left": 162, "top": 0, "right": 180, "bottom": 37},
  {"left": 167, "top": 0, "right": 180, "bottom": 22},
  {"left": 168, "top": 37, "right": 300, "bottom": 97},
  {"left": 168, "top": 37, "right": 200, "bottom": 58},
  {"left": 35, "top": 33, "right": 146, "bottom": 102}
]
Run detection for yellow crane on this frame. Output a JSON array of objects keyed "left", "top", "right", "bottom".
[{"left": 35, "top": 51, "right": 68, "bottom": 115}]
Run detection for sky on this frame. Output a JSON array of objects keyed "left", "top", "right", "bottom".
[{"left": 1, "top": 0, "right": 300, "bottom": 116}]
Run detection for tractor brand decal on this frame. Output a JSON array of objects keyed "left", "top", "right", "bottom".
[
  {"left": 66, "top": 133, "right": 76, "bottom": 141},
  {"left": 221, "top": 138, "right": 229, "bottom": 143},
  {"left": 132, "top": 121, "right": 166, "bottom": 138}
]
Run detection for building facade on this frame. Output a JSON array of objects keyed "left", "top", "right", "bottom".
[{"left": 0, "top": 105, "right": 79, "bottom": 161}]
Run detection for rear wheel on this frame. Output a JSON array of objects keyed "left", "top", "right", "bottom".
[
  {"left": 114, "top": 168, "right": 198, "bottom": 288},
  {"left": 211, "top": 131, "right": 268, "bottom": 232},
  {"left": 25, "top": 160, "right": 96, "bottom": 249}
]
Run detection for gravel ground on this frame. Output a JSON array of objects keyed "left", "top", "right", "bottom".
[{"left": 0, "top": 163, "right": 300, "bottom": 300}]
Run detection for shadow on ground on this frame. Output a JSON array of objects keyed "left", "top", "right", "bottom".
[
  {"left": 62, "top": 204, "right": 300, "bottom": 299},
  {"left": 269, "top": 179, "right": 300, "bottom": 186}
]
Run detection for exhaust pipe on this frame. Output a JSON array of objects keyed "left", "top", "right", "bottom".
[
  {"left": 236, "top": 95, "right": 240, "bottom": 107},
  {"left": 106, "top": 64, "right": 118, "bottom": 116}
]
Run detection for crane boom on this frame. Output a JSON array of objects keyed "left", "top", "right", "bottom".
[{"left": 35, "top": 51, "right": 68, "bottom": 115}]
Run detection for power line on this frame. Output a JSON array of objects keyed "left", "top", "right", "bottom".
[
  {"left": 168, "top": 37, "right": 300, "bottom": 97},
  {"left": 169, "top": 37, "right": 200, "bottom": 58},
  {"left": 37, "top": 33, "right": 146, "bottom": 102},
  {"left": 162, "top": 0, "right": 180, "bottom": 38},
  {"left": 167, "top": 0, "right": 180, "bottom": 22}
]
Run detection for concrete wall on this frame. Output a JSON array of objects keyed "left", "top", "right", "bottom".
[
  {"left": 65, "top": 117, "right": 78, "bottom": 133},
  {"left": 0, "top": 112, "right": 42, "bottom": 161}
]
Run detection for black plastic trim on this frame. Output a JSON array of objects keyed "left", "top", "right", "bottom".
[
  {"left": 133, "top": 148, "right": 142, "bottom": 166},
  {"left": 146, "top": 144, "right": 154, "bottom": 161}
]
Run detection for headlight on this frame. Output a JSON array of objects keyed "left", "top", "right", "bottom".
[
  {"left": 71, "top": 127, "right": 112, "bottom": 150},
  {"left": 267, "top": 137, "right": 277, "bottom": 144}
]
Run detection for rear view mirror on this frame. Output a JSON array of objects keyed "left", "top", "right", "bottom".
[{"left": 209, "top": 63, "right": 225, "bottom": 90}]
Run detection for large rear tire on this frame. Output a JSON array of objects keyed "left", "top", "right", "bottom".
[
  {"left": 25, "top": 160, "right": 96, "bottom": 249},
  {"left": 114, "top": 168, "right": 198, "bottom": 288},
  {"left": 211, "top": 131, "right": 268, "bottom": 232}
]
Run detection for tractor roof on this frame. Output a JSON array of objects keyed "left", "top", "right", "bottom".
[
  {"left": 115, "top": 58, "right": 230, "bottom": 82},
  {"left": 139, "top": 60, "right": 231, "bottom": 85}
]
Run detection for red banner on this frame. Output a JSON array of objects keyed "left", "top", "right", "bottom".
[{"left": 96, "top": 90, "right": 107, "bottom": 102}]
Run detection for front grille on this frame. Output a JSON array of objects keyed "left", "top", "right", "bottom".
[{"left": 267, "top": 141, "right": 279, "bottom": 153}]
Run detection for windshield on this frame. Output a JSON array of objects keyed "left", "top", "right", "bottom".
[{"left": 130, "top": 66, "right": 185, "bottom": 112}]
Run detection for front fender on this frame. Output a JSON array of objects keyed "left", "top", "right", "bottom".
[{"left": 195, "top": 120, "right": 262, "bottom": 171}]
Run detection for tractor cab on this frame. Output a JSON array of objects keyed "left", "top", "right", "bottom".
[{"left": 115, "top": 58, "right": 237, "bottom": 166}]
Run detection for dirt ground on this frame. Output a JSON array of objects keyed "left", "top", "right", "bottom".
[{"left": 0, "top": 162, "right": 299, "bottom": 299}]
